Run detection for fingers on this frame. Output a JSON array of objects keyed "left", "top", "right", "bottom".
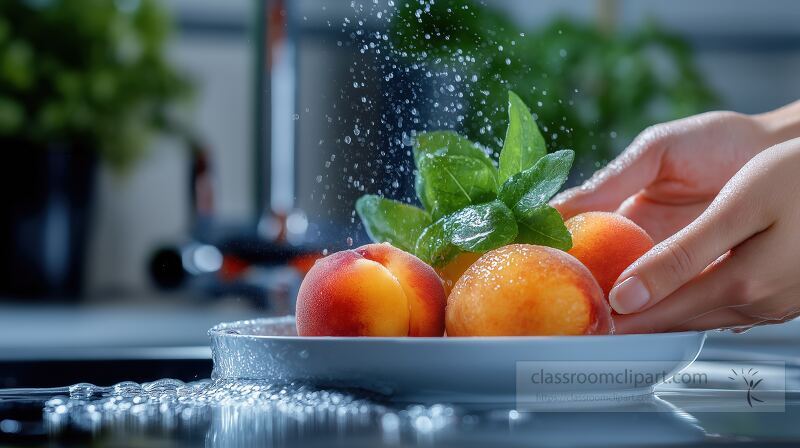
[
  {"left": 616, "top": 193, "right": 710, "bottom": 243},
  {"left": 615, "top": 208, "right": 795, "bottom": 334},
  {"left": 613, "top": 255, "right": 737, "bottom": 333},
  {"left": 608, "top": 176, "right": 771, "bottom": 315},
  {"left": 551, "top": 127, "right": 666, "bottom": 218}
]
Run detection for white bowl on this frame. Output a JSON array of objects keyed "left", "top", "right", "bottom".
[{"left": 209, "top": 317, "right": 706, "bottom": 404}]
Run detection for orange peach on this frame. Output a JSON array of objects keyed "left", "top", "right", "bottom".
[
  {"left": 446, "top": 244, "right": 612, "bottom": 336},
  {"left": 295, "top": 243, "right": 446, "bottom": 337},
  {"left": 435, "top": 251, "right": 483, "bottom": 296},
  {"left": 565, "top": 212, "right": 654, "bottom": 297}
]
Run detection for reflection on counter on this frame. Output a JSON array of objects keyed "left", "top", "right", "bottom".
[{"left": 11, "top": 363, "right": 793, "bottom": 448}]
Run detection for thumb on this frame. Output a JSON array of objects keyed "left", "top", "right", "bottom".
[
  {"left": 551, "top": 129, "right": 665, "bottom": 218},
  {"left": 608, "top": 185, "right": 765, "bottom": 315}
]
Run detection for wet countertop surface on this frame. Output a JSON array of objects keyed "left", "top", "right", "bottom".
[
  {"left": 1, "top": 309, "right": 799, "bottom": 447},
  {"left": 0, "top": 367, "right": 798, "bottom": 447}
]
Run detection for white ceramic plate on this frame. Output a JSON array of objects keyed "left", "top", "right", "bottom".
[{"left": 209, "top": 317, "right": 706, "bottom": 403}]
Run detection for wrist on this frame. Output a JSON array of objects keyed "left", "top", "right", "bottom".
[{"left": 752, "top": 100, "right": 800, "bottom": 147}]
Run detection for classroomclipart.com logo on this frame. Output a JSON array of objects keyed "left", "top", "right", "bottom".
[
  {"left": 728, "top": 367, "right": 765, "bottom": 407},
  {"left": 515, "top": 360, "right": 786, "bottom": 412}
]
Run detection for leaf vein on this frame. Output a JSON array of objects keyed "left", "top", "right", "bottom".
[
  {"left": 520, "top": 221, "right": 563, "bottom": 245},
  {"left": 443, "top": 166, "right": 472, "bottom": 203}
]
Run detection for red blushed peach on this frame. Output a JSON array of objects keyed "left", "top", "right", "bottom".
[
  {"left": 565, "top": 212, "right": 654, "bottom": 297},
  {"left": 446, "top": 244, "right": 612, "bottom": 336},
  {"left": 295, "top": 243, "right": 446, "bottom": 337}
]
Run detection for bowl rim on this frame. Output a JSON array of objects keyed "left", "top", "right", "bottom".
[{"left": 208, "top": 316, "right": 706, "bottom": 343}]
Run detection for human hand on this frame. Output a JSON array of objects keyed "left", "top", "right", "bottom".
[
  {"left": 609, "top": 138, "right": 800, "bottom": 333},
  {"left": 552, "top": 111, "right": 777, "bottom": 243}
]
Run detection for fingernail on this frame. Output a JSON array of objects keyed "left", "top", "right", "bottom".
[{"left": 609, "top": 276, "right": 650, "bottom": 314}]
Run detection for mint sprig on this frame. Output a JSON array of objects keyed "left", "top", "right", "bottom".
[{"left": 357, "top": 90, "right": 574, "bottom": 267}]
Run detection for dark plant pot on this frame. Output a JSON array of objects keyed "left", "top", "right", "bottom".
[{"left": 0, "top": 144, "right": 97, "bottom": 300}]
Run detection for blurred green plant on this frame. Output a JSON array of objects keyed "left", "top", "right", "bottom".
[
  {"left": 391, "top": 0, "right": 716, "bottom": 168},
  {"left": 0, "top": 0, "right": 191, "bottom": 170}
]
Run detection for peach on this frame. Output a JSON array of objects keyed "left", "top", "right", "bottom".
[
  {"left": 435, "top": 251, "right": 483, "bottom": 296},
  {"left": 565, "top": 212, "right": 654, "bottom": 297},
  {"left": 446, "top": 244, "right": 612, "bottom": 336},
  {"left": 295, "top": 243, "right": 446, "bottom": 337}
]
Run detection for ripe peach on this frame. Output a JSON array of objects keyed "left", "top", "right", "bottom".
[
  {"left": 565, "top": 212, "right": 654, "bottom": 297},
  {"left": 446, "top": 244, "right": 612, "bottom": 336},
  {"left": 435, "top": 251, "right": 482, "bottom": 296},
  {"left": 295, "top": 243, "right": 446, "bottom": 337}
]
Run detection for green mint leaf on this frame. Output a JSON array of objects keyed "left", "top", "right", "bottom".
[
  {"left": 418, "top": 153, "right": 498, "bottom": 220},
  {"left": 498, "top": 149, "right": 574, "bottom": 210},
  {"left": 413, "top": 130, "right": 495, "bottom": 169},
  {"left": 355, "top": 195, "right": 432, "bottom": 253},
  {"left": 497, "top": 150, "right": 574, "bottom": 251},
  {"left": 415, "top": 200, "right": 518, "bottom": 267},
  {"left": 515, "top": 204, "right": 573, "bottom": 251},
  {"left": 414, "top": 172, "right": 432, "bottom": 211},
  {"left": 498, "top": 91, "right": 547, "bottom": 183},
  {"left": 413, "top": 131, "right": 497, "bottom": 212}
]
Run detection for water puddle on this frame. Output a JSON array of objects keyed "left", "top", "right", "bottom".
[{"left": 33, "top": 378, "right": 458, "bottom": 446}]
